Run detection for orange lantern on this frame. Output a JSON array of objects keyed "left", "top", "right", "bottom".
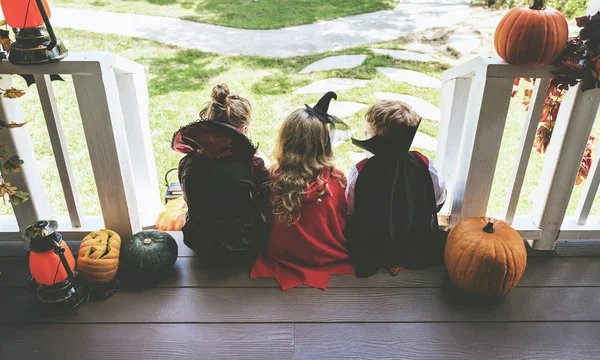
[
  {"left": 25, "top": 220, "right": 83, "bottom": 309},
  {"left": 0, "top": 0, "right": 67, "bottom": 65},
  {"left": 1, "top": 0, "right": 51, "bottom": 29}
]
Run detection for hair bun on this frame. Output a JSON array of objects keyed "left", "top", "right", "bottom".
[{"left": 211, "top": 84, "right": 230, "bottom": 105}]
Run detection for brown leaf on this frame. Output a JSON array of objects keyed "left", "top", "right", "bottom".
[
  {"left": 2, "top": 88, "right": 26, "bottom": 99},
  {"left": 0, "top": 182, "right": 17, "bottom": 197},
  {"left": 6, "top": 122, "right": 26, "bottom": 128}
]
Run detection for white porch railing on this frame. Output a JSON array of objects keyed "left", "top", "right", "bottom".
[
  {"left": 436, "top": 56, "right": 600, "bottom": 250},
  {"left": 0, "top": 52, "right": 162, "bottom": 244}
]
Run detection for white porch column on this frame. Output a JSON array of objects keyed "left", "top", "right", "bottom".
[{"left": 0, "top": 75, "right": 52, "bottom": 248}]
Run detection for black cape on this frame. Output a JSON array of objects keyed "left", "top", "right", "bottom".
[
  {"left": 172, "top": 120, "right": 271, "bottom": 267},
  {"left": 345, "top": 126, "right": 446, "bottom": 277}
]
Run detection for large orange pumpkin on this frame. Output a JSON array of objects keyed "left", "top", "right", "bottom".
[
  {"left": 445, "top": 217, "right": 527, "bottom": 297},
  {"left": 77, "top": 229, "right": 121, "bottom": 284},
  {"left": 155, "top": 197, "right": 187, "bottom": 231},
  {"left": 494, "top": 0, "right": 568, "bottom": 66}
]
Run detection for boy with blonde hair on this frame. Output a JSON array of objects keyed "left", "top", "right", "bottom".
[{"left": 345, "top": 100, "right": 446, "bottom": 278}]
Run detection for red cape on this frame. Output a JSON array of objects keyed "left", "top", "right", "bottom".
[{"left": 251, "top": 169, "right": 353, "bottom": 290}]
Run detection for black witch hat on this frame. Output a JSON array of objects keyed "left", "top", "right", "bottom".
[{"left": 305, "top": 91, "right": 351, "bottom": 146}]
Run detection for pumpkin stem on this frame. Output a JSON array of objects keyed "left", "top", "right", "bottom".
[
  {"left": 530, "top": 0, "right": 545, "bottom": 10},
  {"left": 483, "top": 222, "right": 495, "bottom": 234},
  {"left": 143, "top": 238, "right": 152, "bottom": 245}
]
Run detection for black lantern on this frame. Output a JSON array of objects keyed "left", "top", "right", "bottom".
[{"left": 25, "top": 220, "right": 83, "bottom": 309}]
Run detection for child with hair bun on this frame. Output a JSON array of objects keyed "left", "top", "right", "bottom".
[{"left": 171, "top": 84, "right": 270, "bottom": 266}]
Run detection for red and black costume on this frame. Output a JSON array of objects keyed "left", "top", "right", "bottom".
[
  {"left": 172, "top": 120, "right": 270, "bottom": 266},
  {"left": 251, "top": 92, "right": 354, "bottom": 290},
  {"left": 344, "top": 123, "right": 447, "bottom": 278}
]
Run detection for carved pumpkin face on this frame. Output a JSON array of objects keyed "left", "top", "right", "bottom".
[
  {"left": 77, "top": 229, "right": 121, "bottom": 284},
  {"left": 155, "top": 197, "right": 187, "bottom": 231},
  {"left": 494, "top": 0, "right": 568, "bottom": 66},
  {"left": 445, "top": 217, "right": 527, "bottom": 297}
]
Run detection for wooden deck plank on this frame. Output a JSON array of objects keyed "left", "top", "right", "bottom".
[
  {"left": 3, "top": 257, "right": 600, "bottom": 288},
  {"left": 2, "top": 287, "right": 600, "bottom": 323},
  {"left": 294, "top": 323, "right": 600, "bottom": 360},
  {"left": 0, "top": 324, "right": 294, "bottom": 360}
]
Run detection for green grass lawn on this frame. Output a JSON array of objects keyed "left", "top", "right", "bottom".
[
  {"left": 2, "top": 28, "right": 600, "bottom": 223},
  {"left": 50, "top": 0, "right": 401, "bottom": 29}
]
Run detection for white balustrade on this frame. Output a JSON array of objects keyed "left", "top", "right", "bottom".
[
  {"left": 436, "top": 56, "right": 600, "bottom": 250},
  {"left": 0, "top": 52, "right": 162, "bottom": 243}
]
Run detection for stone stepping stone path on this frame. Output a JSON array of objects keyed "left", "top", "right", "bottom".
[
  {"left": 376, "top": 67, "right": 442, "bottom": 88},
  {"left": 300, "top": 55, "right": 368, "bottom": 74},
  {"left": 447, "top": 28, "right": 481, "bottom": 56},
  {"left": 370, "top": 48, "right": 435, "bottom": 63},
  {"left": 413, "top": 131, "right": 438, "bottom": 151},
  {"left": 331, "top": 129, "right": 355, "bottom": 148},
  {"left": 309, "top": 101, "right": 368, "bottom": 118},
  {"left": 293, "top": 78, "right": 369, "bottom": 95},
  {"left": 374, "top": 92, "right": 440, "bottom": 122}
]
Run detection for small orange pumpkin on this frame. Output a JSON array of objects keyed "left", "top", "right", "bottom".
[
  {"left": 494, "top": 0, "right": 568, "bottom": 66},
  {"left": 155, "top": 197, "right": 187, "bottom": 231},
  {"left": 445, "top": 217, "right": 527, "bottom": 297},
  {"left": 77, "top": 229, "right": 121, "bottom": 284}
]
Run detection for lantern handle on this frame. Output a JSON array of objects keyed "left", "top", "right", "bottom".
[
  {"left": 35, "top": 0, "right": 58, "bottom": 50},
  {"left": 52, "top": 239, "right": 80, "bottom": 295}
]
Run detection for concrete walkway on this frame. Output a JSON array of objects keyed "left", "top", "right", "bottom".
[{"left": 52, "top": 0, "right": 470, "bottom": 57}]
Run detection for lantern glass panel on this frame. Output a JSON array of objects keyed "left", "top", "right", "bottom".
[{"left": 1, "top": 0, "right": 52, "bottom": 29}]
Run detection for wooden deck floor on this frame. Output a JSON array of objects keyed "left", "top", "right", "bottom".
[{"left": 1, "top": 234, "right": 600, "bottom": 360}]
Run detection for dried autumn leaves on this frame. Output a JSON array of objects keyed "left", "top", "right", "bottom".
[
  {"left": 0, "top": 83, "right": 28, "bottom": 205},
  {"left": 512, "top": 78, "right": 594, "bottom": 186}
]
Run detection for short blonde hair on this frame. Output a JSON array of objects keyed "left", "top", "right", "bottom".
[{"left": 365, "top": 100, "right": 420, "bottom": 135}]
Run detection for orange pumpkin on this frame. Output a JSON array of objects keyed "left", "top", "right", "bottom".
[
  {"left": 494, "top": 0, "right": 568, "bottom": 66},
  {"left": 155, "top": 197, "right": 187, "bottom": 231},
  {"left": 445, "top": 217, "right": 527, "bottom": 297},
  {"left": 77, "top": 229, "right": 121, "bottom": 284}
]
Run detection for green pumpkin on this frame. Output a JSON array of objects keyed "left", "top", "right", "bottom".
[{"left": 120, "top": 230, "right": 178, "bottom": 283}]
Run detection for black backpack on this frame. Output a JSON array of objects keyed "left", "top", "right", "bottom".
[{"left": 172, "top": 120, "right": 270, "bottom": 266}]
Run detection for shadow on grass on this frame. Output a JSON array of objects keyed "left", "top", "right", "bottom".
[{"left": 146, "top": 49, "right": 224, "bottom": 96}]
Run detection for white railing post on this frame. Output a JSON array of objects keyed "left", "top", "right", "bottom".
[
  {"left": 449, "top": 70, "right": 514, "bottom": 226},
  {"left": 503, "top": 78, "right": 550, "bottom": 224},
  {"left": 34, "top": 74, "right": 84, "bottom": 228},
  {"left": 532, "top": 86, "right": 600, "bottom": 250},
  {"left": 575, "top": 148, "right": 600, "bottom": 225},
  {"left": 72, "top": 72, "right": 142, "bottom": 239},
  {"left": 113, "top": 60, "right": 162, "bottom": 223},
  {"left": 0, "top": 75, "right": 52, "bottom": 248},
  {"left": 435, "top": 76, "right": 472, "bottom": 193}
]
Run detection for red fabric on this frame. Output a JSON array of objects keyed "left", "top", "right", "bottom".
[
  {"left": 251, "top": 169, "right": 353, "bottom": 290},
  {"left": 355, "top": 158, "right": 369, "bottom": 172},
  {"left": 172, "top": 121, "right": 253, "bottom": 158},
  {"left": 411, "top": 151, "right": 429, "bottom": 167}
]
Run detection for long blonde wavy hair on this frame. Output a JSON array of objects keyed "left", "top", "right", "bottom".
[{"left": 271, "top": 108, "right": 345, "bottom": 226}]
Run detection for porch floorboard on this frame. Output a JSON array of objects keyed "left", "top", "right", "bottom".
[{"left": 1, "top": 233, "right": 599, "bottom": 359}]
